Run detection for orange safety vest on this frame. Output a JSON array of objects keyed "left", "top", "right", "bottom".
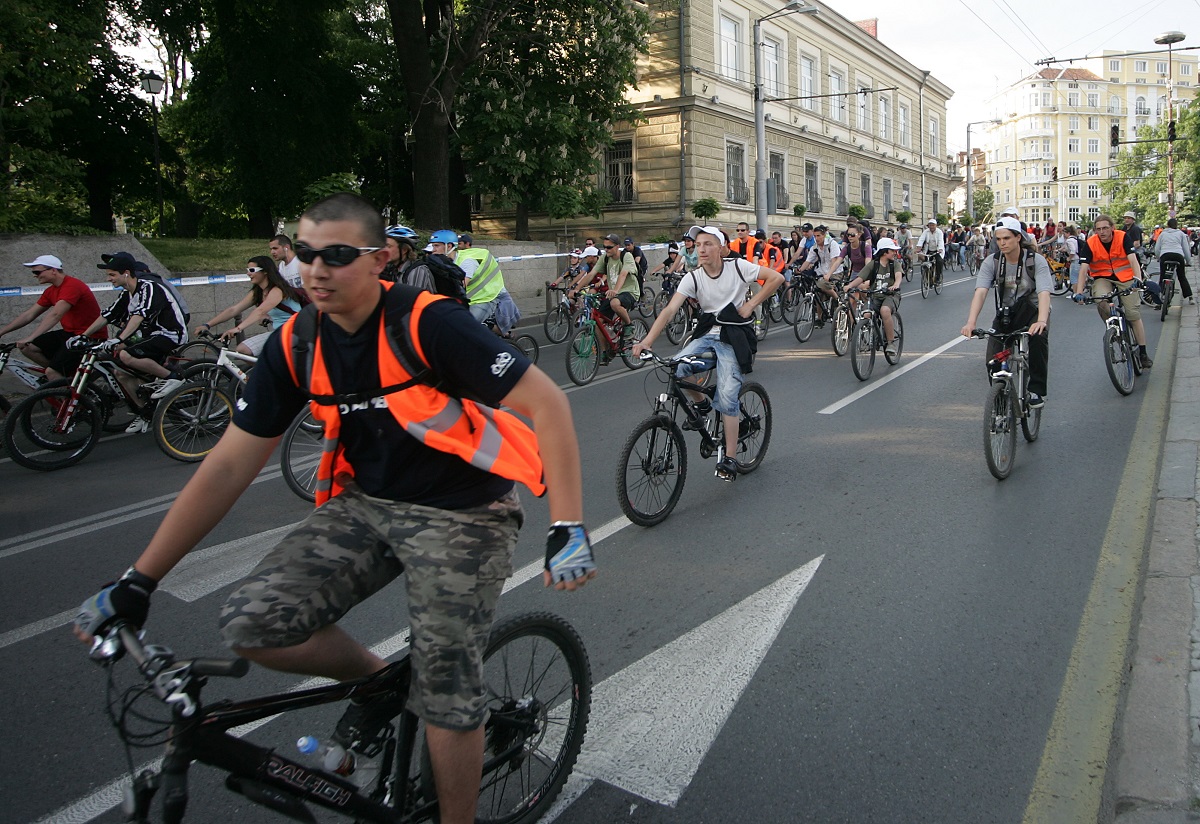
[
  {"left": 280, "top": 282, "right": 546, "bottom": 506},
  {"left": 1085, "top": 229, "right": 1135, "bottom": 282},
  {"left": 728, "top": 237, "right": 761, "bottom": 261},
  {"left": 758, "top": 242, "right": 786, "bottom": 273}
]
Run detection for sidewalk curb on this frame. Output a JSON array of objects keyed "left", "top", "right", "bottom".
[{"left": 1113, "top": 299, "right": 1200, "bottom": 824}]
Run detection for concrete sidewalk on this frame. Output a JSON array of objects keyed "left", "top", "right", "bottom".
[{"left": 1113, "top": 298, "right": 1200, "bottom": 823}]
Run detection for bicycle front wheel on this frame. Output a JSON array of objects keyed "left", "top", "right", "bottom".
[
  {"left": 933, "top": 267, "right": 943, "bottom": 294},
  {"left": 617, "top": 415, "right": 688, "bottom": 527},
  {"left": 831, "top": 305, "right": 851, "bottom": 356},
  {"left": 510, "top": 334, "right": 539, "bottom": 365},
  {"left": 921, "top": 267, "right": 930, "bottom": 298},
  {"left": 1103, "top": 326, "right": 1135, "bottom": 395},
  {"left": 780, "top": 283, "right": 801, "bottom": 324},
  {"left": 884, "top": 313, "right": 904, "bottom": 365},
  {"left": 281, "top": 408, "right": 322, "bottom": 502},
  {"left": 153, "top": 383, "right": 234, "bottom": 462},
  {"left": 565, "top": 325, "right": 601, "bottom": 386},
  {"left": 1051, "top": 270, "right": 1071, "bottom": 296},
  {"left": 543, "top": 305, "right": 571, "bottom": 344},
  {"left": 850, "top": 318, "right": 876, "bottom": 381},
  {"left": 472, "top": 612, "right": 592, "bottom": 824},
  {"left": 1021, "top": 399, "right": 1042, "bottom": 443},
  {"left": 666, "top": 306, "right": 689, "bottom": 345},
  {"left": 984, "top": 380, "right": 1017, "bottom": 480},
  {"left": 638, "top": 285, "right": 656, "bottom": 318},
  {"left": 3, "top": 387, "right": 101, "bottom": 471},
  {"left": 793, "top": 294, "right": 815, "bottom": 343},
  {"left": 767, "top": 294, "right": 783, "bottom": 323},
  {"left": 620, "top": 319, "right": 649, "bottom": 369},
  {"left": 734, "top": 382, "right": 772, "bottom": 473},
  {"left": 754, "top": 307, "right": 770, "bottom": 341}
]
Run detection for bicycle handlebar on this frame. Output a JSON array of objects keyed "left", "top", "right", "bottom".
[
  {"left": 1077, "top": 282, "right": 1140, "bottom": 304},
  {"left": 971, "top": 327, "right": 1031, "bottom": 340},
  {"left": 637, "top": 350, "right": 714, "bottom": 369}
]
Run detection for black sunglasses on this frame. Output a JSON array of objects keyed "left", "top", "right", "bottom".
[
  {"left": 293, "top": 242, "right": 382, "bottom": 267},
  {"left": 603, "top": 244, "right": 616, "bottom": 250}
]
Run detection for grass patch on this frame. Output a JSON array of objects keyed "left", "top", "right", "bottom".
[{"left": 141, "top": 238, "right": 272, "bottom": 273}]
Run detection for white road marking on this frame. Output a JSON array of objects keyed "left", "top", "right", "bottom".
[
  {"left": 818, "top": 335, "right": 969, "bottom": 415},
  {"left": 542, "top": 555, "right": 824, "bottom": 818}
]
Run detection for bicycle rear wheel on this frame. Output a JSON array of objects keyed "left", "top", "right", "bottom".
[
  {"left": 1021, "top": 401, "right": 1041, "bottom": 442},
  {"left": 754, "top": 307, "right": 769, "bottom": 341},
  {"left": 780, "top": 283, "right": 801, "bottom": 324},
  {"left": 850, "top": 318, "right": 876, "bottom": 381},
  {"left": 666, "top": 305, "right": 689, "bottom": 345},
  {"left": 173, "top": 340, "right": 221, "bottom": 366},
  {"left": 281, "top": 408, "right": 322, "bottom": 503},
  {"left": 152, "top": 383, "right": 234, "bottom": 462},
  {"left": 884, "top": 313, "right": 903, "bottom": 365},
  {"left": 831, "top": 305, "right": 851, "bottom": 356},
  {"left": 734, "top": 382, "right": 772, "bottom": 473},
  {"left": 543, "top": 305, "right": 571, "bottom": 344},
  {"left": 620, "top": 319, "right": 649, "bottom": 369},
  {"left": 1161, "top": 278, "right": 1174, "bottom": 322},
  {"left": 565, "top": 325, "right": 601, "bottom": 386},
  {"left": 984, "top": 380, "right": 1017, "bottom": 480},
  {"left": 617, "top": 415, "right": 688, "bottom": 527},
  {"left": 510, "top": 334, "right": 539, "bottom": 365},
  {"left": 793, "top": 294, "right": 815, "bottom": 343},
  {"left": 3, "top": 386, "right": 101, "bottom": 471},
  {"left": 1103, "top": 326, "right": 1135, "bottom": 395},
  {"left": 637, "top": 285, "right": 656, "bottom": 318}
]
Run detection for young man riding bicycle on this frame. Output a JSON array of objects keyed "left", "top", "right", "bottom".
[
  {"left": 633, "top": 225, "right": 783, "bottom": 482},
  {"left": 74, "top": 193, "right": 596, "bottom": 824}
]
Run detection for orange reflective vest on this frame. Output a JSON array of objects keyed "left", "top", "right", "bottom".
[
  {"left": 728, "top": 237, "right": 761, "bottom": 261},
  {"left": 759, "top": 242, "right": 786, "bottom": 273},
  {"left": 280, "top": 282, "right": 546, "bottom": 506},
  {"left": 1085, "top": 230, "right": 1135, "bottom": 282}
]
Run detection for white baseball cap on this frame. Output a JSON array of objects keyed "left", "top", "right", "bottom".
[
  {"left": 686, "top": 225, "right": 729, "bottom": 245},
  {"left": 1000, "top": 206, "right": 1020, "bottom": 218},
  {"left": 875, "top": 238, "right": 899, "bottom": 252},
  {"left": 926, "top": 218, "right": 937, "bottom": 225},
  {"left": 994, "top": 217, "right": 1023, "bottom": 234},
  {"left": 581, "top": 246, "right": 600, "bottom": 257},
  {"left": 23, "top": 254, "right": 63, "bottom": 269}
]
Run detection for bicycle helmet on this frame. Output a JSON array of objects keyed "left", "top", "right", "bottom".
[
  {"left": 429, "top": 229, "right": 459, "bottom": 247},
  {"left": 385, "top": 225, "right": 419, "bottom": 246}
]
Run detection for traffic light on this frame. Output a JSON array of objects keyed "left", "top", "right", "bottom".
[
  {"left": 1169, "top": 120, "right": 1177, "bottom": 142},
  {"left": 1051, "top": 166, "right": 1058, "bottom": 182},
  {"left": 1111, "top": 124, "right": 1120, "bottom": 147}
]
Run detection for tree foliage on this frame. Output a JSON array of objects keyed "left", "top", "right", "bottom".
[
  {"left": 970, "top": 188, "right": 994, "bottom": 224},
  {"left": 1103, "top": 106, "right": 1199, "bottom": 225}
]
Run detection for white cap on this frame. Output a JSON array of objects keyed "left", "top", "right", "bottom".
[
  {"left": 23, "top": 254, "right": 63, "bottom": 269},
  {"left": 581, "top": 246, "right": 600, "bottom": 257},
  {"left": 686, "top": 225, "right": 729, "bottom": 245},
  {"left": 926, "top": 218, "right": 937, "bottom": 225},
  {"left": 875, "top": 238, "right": 899, "bottom": 252},
  {"left": 994, "top": 216, "right": 1023, "bottom": 234},
  {"left": 1000, "top": 206, "right": 1020, "bottom": 218}
]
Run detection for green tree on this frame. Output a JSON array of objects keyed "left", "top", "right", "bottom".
[
  {"left": 454, "top": 0, "right": 648, "bottom": 238},
  {"left": 970, "top": 188, "right": 995, "bottom": 223},
  {"left": 1103, "top": 106, "right": 1199, "bottom": 225},
  {"left": 691, "top": 198, "right": 720, "bottom": 222}
]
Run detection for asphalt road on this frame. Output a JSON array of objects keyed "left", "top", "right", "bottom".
[{"left": 0, "top": 266, "right": 1167, "bottom": 824}]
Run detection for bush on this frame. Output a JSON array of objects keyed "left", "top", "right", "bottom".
[
  {"left": 894, "top": 210, "right": 913, "bottom": 224},
  {"left": 793, "top": 204, "right": 807, "bottom": 218},
  {"left": 691, "top": 198, "right": 720, "bottom": 222},
  {"left": 847, "top": 204, "right": 867, "bottom": 220},
  {"left": 647, "top": 233, "right": 673, "bottom": 244}
]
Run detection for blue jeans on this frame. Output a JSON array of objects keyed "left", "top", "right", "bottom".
[
  {"left": 674, "top": 334, "right": 742, "bottom": 417},
  {"left": 1069, "top": 260, "right": 1080, "bottom": 286},
  {"left": 469, "top": 297, "right": 501, "bottom": 324}
]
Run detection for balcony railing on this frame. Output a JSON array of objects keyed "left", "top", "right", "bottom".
[
  {"left": 727, "top": 180, "right": 750, "bottom": 205},
  {"left": 773, "top": 185, "right": 790, "bottom": 211},
  {"left": 1019, "top": 151, "right": 1055, "bottom": 161},
  {"left": 864, "top": 203, "right": 876, "bottom": 219},
  {"left": 804, "top": 194, "right": 823, "bottom": 213},
  {"left": 835, "top": 197, "right": 849, "bottom": 216},
  {"left": 1017, "top": 197, "right": 1057, "bottom": 208}
]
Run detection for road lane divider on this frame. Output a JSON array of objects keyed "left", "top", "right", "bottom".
[{"left": 818, "top": 335, "right": 969, "bottom": 415}]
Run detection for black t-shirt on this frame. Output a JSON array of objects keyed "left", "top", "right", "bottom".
[
  {"left": 1123, "top": 223, "right": 1144, "bottom": 245},
  {"left": 1078, "top": 232, "right": 1135, "bottom": 268},
  {"left": 234, "top": 296, "right": 532, "bottom": 509}
]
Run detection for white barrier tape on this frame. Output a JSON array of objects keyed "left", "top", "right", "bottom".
[{"left": 1, "top": 244, "right": 675, "bottom": 298}]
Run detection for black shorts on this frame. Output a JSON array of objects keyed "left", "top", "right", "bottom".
[
  {"left": 599, "top": 292, "right": 636, "bottom": 318},
  {"left": 123, "top": 336, "right": 177, "bottom": 364},
  {"left": 30, "top": 330, "right": 83, "bottom": 376}
]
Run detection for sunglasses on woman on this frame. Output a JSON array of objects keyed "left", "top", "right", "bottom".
[
  {"left": 246, "top": 266, "right": 264, "bottom": 274},
  {"left": 293, "top": 242, "right": 383, "bottom": 266}
]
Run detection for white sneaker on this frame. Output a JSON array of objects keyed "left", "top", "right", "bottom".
[
  {"left": 125, "top": 416, "right": 151, "bottom": 434},
  {"left": 150, "top": 378, "right": 186, "bottom": 399},
  {"left": 885, "top": 341, "right": 898, "bottom": 357}
]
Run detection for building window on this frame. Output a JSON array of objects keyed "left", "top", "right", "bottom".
[
  {"left": 1183, "top": 63, "right": 1194, "bottom": 76},
  {"left": 1157, "top": 61, "right": 1168, "bottom": 75},
  {"left": 1068, "top": 92, "right": 1080, "bottom": 107},
  {"left": 1042, "top": 138, "right": 1051, "bottom": 153},
  {"left": 726, "top": 141, "right": 749, "bottom": 204},
  {"left": 1029, "top": 92, "right": 1039, "bottom": 110},
  {"left": 800, "top": 55, "right": 816, "bottom": 110},
  {"left": 1043, "top": 185, "right": 1051, "bottom": 199},
  {"left": 1088, "top": 161, "right": 1100, "bottom": 176},
  {"left": 1068, "top": 206, "right": 1080, "bottom": 222},
  {"left": 878, "top": 95, "right": 891, "bottom": 140},
  {"left": 830, "top": 70, "right": 846, "bottom": 122},
  {"left": 1134, "top": 60, "right": 1147, "bottom": 73},
  {"left": 1068, "top": 138, "right": 1080, "bottom": 153},
  {"left": 1088, "top": 115, "right": 1099, "bottom": 130},
  {"left": 883, "top": 179, "right": 892, "bottom": 213},
  {"left": 928, "top": 115, "right": 939, "bottom": 157},
  {"left": 857, "top": 84, "right": 871, "bottom": 132},
  {"left": 719, "top": 15, "right": 741, "bottom": 81},
  {"left": 1087, "top": 138, "right": 1099, "bottom": 154},
  {"left": 933, "top": 189, "right": 941, "bottom": 215},
  {"left": 769, "top": 151, "right": 787, "bottom": 211},
  {"left": 834, "top": 167, "right": 848, "bottom": 214},
  {"left": 898, "top": 103, "right": 910, "bottom": 147},
  {"left": 860, "top": 172, "right": 871, "bottom": 212},
  {"left": 1135, "top": 96, "right": 1149, "bottom": 115},
  {"left": 805, "top": 160, "right": 820, "bottom": 211},
  {"left": 1109, "top": 59, "right": 1121, "bottom": 72},
  {"left": 1042, "top": 92, "right": 1051, "bottom": 106},
  {"left": 603, "top": 139, "right": 634, "bottom": 203},
  {"left": 763, "top": 37, "right": 782, "bottom": 98},
  {"left": 1088, "top": 93, "right": 1099, "bottom": 108},
  {"left": 1088, "top": 206, "right": 1100, "bottom": 221},
  {"left": 902, "top": 182, "right": 911, "bottom": 210},
  {"left": 1087, "top": 184, "right": 1100, "bottom": 199},
  {"left": 1068, "top": 161, "right": 1080, "bottom": 176},
  {"left": 1069, "top": 115, "right": 1080, "bottom": 131},
  {"left": 1067, "top": 183, "right": 1080, "bottom": 198},
  {"left": 1109, "top": 95, "right": 1121, "bottom": 113}
]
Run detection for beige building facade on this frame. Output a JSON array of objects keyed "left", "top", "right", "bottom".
[
  {"left": 473, "top": 0, "right": 958, "bottom": 243},
  {"left": 980, "top": 55, "right": 1197, "bottom": 228}
]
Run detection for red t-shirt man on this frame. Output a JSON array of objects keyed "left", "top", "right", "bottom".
[{"left": 37, "top": 276, "right": 106, "bottom": 337}]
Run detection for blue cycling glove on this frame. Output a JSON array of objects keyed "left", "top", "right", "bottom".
[
  {"left": 75, "top": 567, "right": 157, "bottom": 637},
  {"left": 545, "top": 522, "right": 596, "bottom": 585},
  {"left": 1071, "top": 293, "right": 1086, "bottom": 304}
]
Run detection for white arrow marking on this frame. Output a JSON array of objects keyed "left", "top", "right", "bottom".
[{"left": 543, "top": 555, "right": 824, "bottom": 819}]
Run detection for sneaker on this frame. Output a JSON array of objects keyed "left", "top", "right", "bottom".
[
  {"left": 1028, "top": 393, "right": 1045, "bottom": 409},
  {"left": 125, "top": 416, "right": 150, "bottom": 434},
  {"left": 715, "top": 456, "right": 738, "bottom": 482},
  {"left": 1140, "top": 352, "right": 1154, "bottom": 369},
  {"left": 149, "top": 378, "right": 186, "bottom": 400},
  {"left": 681, "top": 400, "right": 712, "bottom": 431},
  {"left": 885, "top": 340, "right": 898, "bottom": 357},
  {"left": 1189, "top": 297, "right": 1195, "bottom": 305},
  {"left": 334, "top": 685, "right": 408, "bottom": 754}
]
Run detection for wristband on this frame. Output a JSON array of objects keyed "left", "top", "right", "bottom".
[
  {"left": 121, "top": 566, "right": 159, "bottom": 593},
  {"left": 200, "top": 323, "right": 210, "bottom": 328},
  {"left": 549, "top": 520, "right": 584, "bottom": 528}
]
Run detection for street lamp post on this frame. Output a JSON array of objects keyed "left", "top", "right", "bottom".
[
  {"left": 754, "top": 1, "right": 818, "bottom": 231},
  {"left": 1154, "top": 31, "right": 1185, "bottom": 220},
  {"left": 140, "top": 71, "right": 166, "bottom": 233},
  {"left": 965, "top": 119, "right": 1001, "bottom": 225}
]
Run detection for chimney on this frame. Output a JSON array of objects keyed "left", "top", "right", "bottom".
[{"left": 854, "top": 18, "right": 878, "bottom": 38}]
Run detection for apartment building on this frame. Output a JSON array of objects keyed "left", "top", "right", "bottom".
[
  {"left": 980, "top": 55, "right": 1197, "bottom": 227},
  {"left": 472, "top": 0, "right": 958, "bottom": 241}
]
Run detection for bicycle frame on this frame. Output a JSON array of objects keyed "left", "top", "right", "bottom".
[
  {"left": 0, "top": 344, "right": 47, "bottom": 392},
  {"left": 987, "top": 331, "right": 1033, "bottom": 418},
  {"left": 650, "top": 356, "right": 727, "bottom": 459}
]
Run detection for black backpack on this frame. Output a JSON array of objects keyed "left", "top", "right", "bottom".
[{"left": 421, "top": 253, "right": 470, "bottom": 305}]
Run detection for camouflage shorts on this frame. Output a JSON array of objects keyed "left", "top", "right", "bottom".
[{"left": 219, "top": 485, "right": 523, "bottom": 730}]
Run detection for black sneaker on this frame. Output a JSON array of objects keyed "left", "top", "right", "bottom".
[
  {"left": 1028, "top": 393, "right": 1045, "bottom": 409},
  {"left": 715, "top": 456, "right": 738, "bottom": 482},
  {"left": 1140, "top": 352, "right": 1154, "bottom": 369},
  {"left": 333, "top": 677, "right": 408, "bottom": 755},
  {"left": 681, "top": 401, "right": 712, "bottom": 431}
]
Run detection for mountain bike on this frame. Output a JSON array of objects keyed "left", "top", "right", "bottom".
[
  {"left": 564, "top": 293, "right": 648, "bottom": 385},
  {"left": 1079, "top": 283, "right": 1143, "bottom": 396},
  {"left": 0, "top": 342, "right": 50, "bottom": 416},
  {"left": 152, "top": 342, "right": 254, "bottom": 462},
  {"left": 87, "top": 613, "right": 590, "bottom": 824},
  {"left": 918, "top": 254, "right": 941, "bottom": 298},
  {"left": 971, "top": 327, "right": 1040, "bottom": 480},
  {"left": 1046, "top": 251, "right": 1072, "bottom": 296},
  {"left": 542, "top": 282, "right": 575, "bottom": 344},
  {"left": 652, "top": 271, "right": 682, "bottom": 318},
  {"left": 281, "top": 407, "right": 323, "bottom": 503},
  {"left": 617, "top": 351, "right": 771, "bottom": 526},
  {"left": 847, "top": 286, "right": 904, "bottom": 381}
]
